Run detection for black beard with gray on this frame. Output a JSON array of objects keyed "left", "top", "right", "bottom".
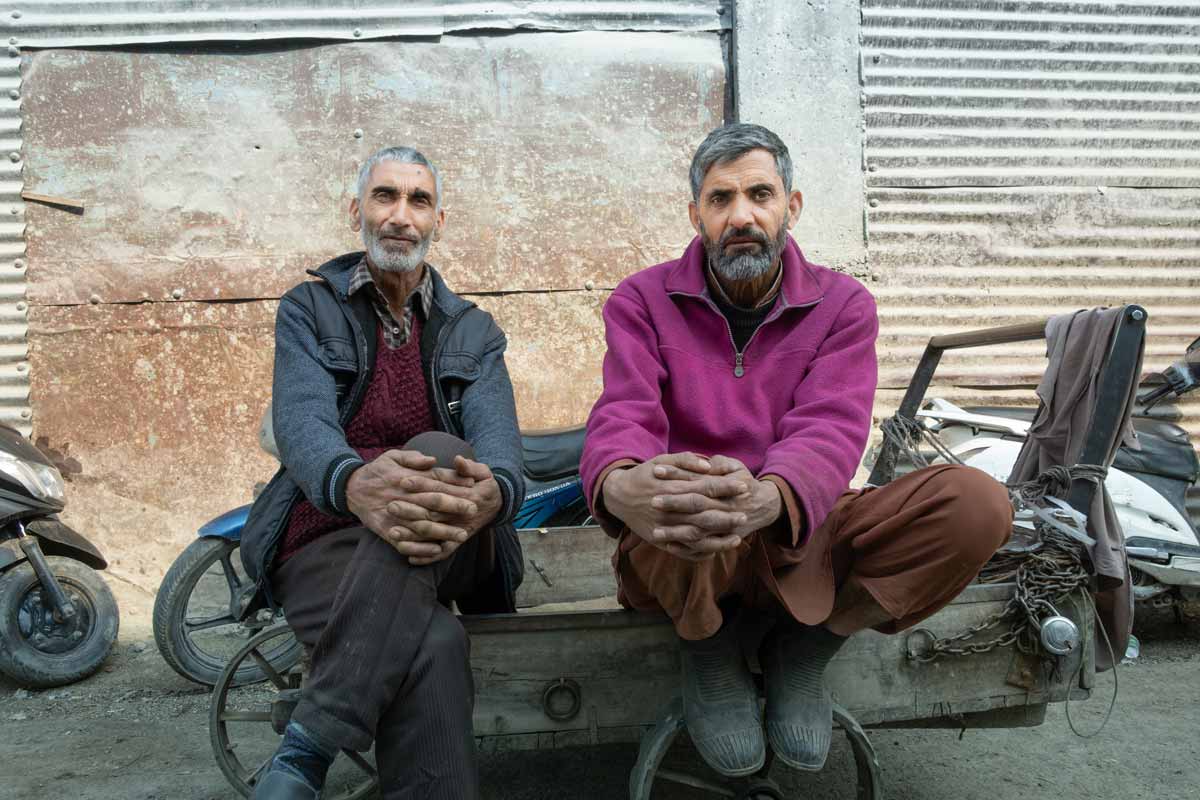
[
  {"left": 701, "top": 222, "right": 788, "bottom": 283},
  {"left": 362, "top": 221, "right": 433, "bottom": 274}
]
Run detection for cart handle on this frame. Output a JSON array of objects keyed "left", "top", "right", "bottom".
[{"left": 869, "top": 305, "right": 1148, "bottom": 519}]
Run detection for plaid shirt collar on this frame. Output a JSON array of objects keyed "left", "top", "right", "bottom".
[{"left": 347, "top": 257, "right": 434, "bottom": 349}]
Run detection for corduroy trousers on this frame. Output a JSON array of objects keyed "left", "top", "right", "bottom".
[{"left": 273, "top": 524, "right": 485, "bottom": 800}]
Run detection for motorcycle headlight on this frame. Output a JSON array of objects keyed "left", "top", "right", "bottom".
[{"left": 0, "top": 450, "right": 65, "bottom": 504}]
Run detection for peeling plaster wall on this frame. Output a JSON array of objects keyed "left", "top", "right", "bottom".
[{"left": 22, "top": 33, "right": 724, "bottom": 589}]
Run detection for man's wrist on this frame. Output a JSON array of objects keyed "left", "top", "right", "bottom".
[
  {"left": 602, "top": 466, "right": 630, "bottom": 511},
  {"left": 327, "top": 455, "right": 366, "bottom": 515}
]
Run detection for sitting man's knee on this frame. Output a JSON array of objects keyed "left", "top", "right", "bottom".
[
  {"left": 423, "top": 607, "right": 470, "bottom": 664},
  {"left": 933, "top": 465, "right": 1014, "bottom": 560}
]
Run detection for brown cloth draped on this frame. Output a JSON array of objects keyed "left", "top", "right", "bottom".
[{"left": 1008, "top": 307, "right": 1143, "bottom": 671}]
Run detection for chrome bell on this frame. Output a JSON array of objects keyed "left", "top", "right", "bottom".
[{"left": 1039, "top": 615, "right": 1081, "bottom": 656}]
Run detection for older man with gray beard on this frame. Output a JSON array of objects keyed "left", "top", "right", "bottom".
[
  {"left": 241, "top": 146, "right": 524, "bottom": 800},
  {"left": 581, "top": 124, "right": 1011, "bottom": 779}
]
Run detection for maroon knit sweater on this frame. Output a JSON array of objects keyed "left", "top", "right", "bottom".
[{"left": 277, "top": 318, "right": 434, "bottom": 563}]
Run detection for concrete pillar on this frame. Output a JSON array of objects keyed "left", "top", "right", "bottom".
[{"left": 735, "top": 0, "right": 865, "bottom": 270}]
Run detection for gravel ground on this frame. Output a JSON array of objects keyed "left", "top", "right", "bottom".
[{"left": 2, "top": 585, "right": 1197, "bottom": 800}]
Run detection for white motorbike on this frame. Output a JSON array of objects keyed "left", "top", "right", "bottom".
[{"left": 908, "top": 337, "right": 1200, "bottom": 616}]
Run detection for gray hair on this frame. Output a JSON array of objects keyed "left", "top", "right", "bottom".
[
  {"left": 689, "top": 123, "right": 793, "bottom": 202},
  {"left": 355, "top": 146, "right": 443, "bottom": 211}
]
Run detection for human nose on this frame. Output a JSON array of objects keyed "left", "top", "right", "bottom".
[
  {"left": 386, "top": 197, "right": 414, "bottom": 229},
  {"left": 727, "top": 194, "right": 755, "bottom": 230}
]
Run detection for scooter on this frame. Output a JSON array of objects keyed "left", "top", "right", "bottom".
[
  {"left": 909, "top": 336, "right": 1200, "bottom": 616},
  {"left": 153, "top": 424, "right": 590, "bottom": 687},
  {"left": 0, "top": 424, "right": 118, "bottom": 688}
]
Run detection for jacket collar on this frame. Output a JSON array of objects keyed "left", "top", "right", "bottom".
[
  {"left": 308, "top": 251, "right": 472, "bottom": 317},
  {"left": 664, "top": 235, "right": 824, "bottom": 308}
]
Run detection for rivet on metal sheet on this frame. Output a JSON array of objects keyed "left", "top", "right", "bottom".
[
  {"left": 19, "top": 410, "right": 30, "bottom": 419},
  {"left": 584, "top": 280, "right": 595, "bottom": 291},
  {"left": 7, "top": 38, "right": 14, "bottom": 45},
  {"left": 13, "top": 259, "right": 23, "bottom": 269},
  {"left": 7, "top": 89, "right": 16, "bottom": 99},
  {"left": 7, "top": 47, "right": 17, "bottom": 57},
  {"left": 15, "top": 301, "right": 25, "bottom": 312},
  {"left": 16, "top": 363, "right": 26, "bottom": 373},
  {"left": 353, "top": 28, "right": 362, "bottom": 37},
  {"left": 10, "top": 10, "right": 20, "bottom": 19},
  {"left": 88, "top": 294, "right": 101, "bottom": 305},
  {"left": 8, "top": 152, "right": 18, "bottom": 163},
  {"left": 867, "top": 163, "right": 877, "bottom": 172},
  {"left": 353, "top": 129, "right": 364, "bottom": 139},
  {"left": 869, "top": 199, "right": 879, "bottom": 208},
  {"left": 171, "top": 288, "right": 184, "bottom": 300}
]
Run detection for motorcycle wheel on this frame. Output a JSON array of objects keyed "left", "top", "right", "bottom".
[
  {"left": 153, "top": 537, "right": 300, "bottom": 687},
  {"left": 0, "top": 556, "right": 119, "bottom": 689}
]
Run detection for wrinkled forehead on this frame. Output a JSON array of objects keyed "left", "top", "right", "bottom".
[
  {"left": 365, "top": 161, "right": 438, "bottom": 198},
  {"left": 698, "top": 149, "right": 784, "bottom": 195}
]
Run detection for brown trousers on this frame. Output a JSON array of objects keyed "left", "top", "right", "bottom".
[{"left": 615, "top": 464, "right": 1013, "bottom": 640}]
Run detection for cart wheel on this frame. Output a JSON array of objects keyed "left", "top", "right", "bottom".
[
  {"left": 209, "top": 625, "right": 379, "bottom": 799},
  {"left": 628, "top": 698, "right": 882, "bottom": 800}
]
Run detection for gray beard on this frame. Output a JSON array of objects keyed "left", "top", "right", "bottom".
[
  {"left": 362, "top": 227, "right": 432, "bottom": 274},
  {"left": 703, "top": 223, "right": 788, "bottom": 283}
]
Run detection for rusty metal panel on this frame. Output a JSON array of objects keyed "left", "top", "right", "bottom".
[
  {"left": 21, "top": 34, "right": 723, "bottom": 306},
  {"left": 472, "top": 290, "right": 608, "bottom": 430},
  {"left": 26, "top": 290, "right": 608, "bottom": 582},
  {"left": 27, "top": 301, "right": 278, "bottom": 590},
  {"left": 5, "top": 2, "right": 727, "bottom": 48},
  {"left": 862, "top": 1, "right": 1200, "bottom": 496}
]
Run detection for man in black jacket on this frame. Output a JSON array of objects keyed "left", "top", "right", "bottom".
[{"left": 242, "top": 146, "right": 525, "bottom": 800}]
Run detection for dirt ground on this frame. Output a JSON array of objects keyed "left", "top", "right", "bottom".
[{"left": 2, "top": 583, "right": 1198, "bottom": 800}]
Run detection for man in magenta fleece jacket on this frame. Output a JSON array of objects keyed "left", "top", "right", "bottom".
[{"left": 580, "top": 124, "right": 1012, "bottom": 777}]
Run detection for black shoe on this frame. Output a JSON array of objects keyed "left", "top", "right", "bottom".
[
  {"left": 679, "top": 625, "right": 765, "bottom": 777},
  {"left": 253, "top": 769, "right": 320, "bottom": 800},
  {"left": 760, "top": 624, "right": 847, "bottom": 772}
]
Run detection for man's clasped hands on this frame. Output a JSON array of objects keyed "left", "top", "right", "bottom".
[
  {"left": 345, "top": 450, "right": 502, "bottom": 565},
  {"left": 603, "top": 453, "right": 783, "bottom": 561}
]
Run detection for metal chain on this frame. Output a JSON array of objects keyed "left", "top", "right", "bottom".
[
  {"left": 908, "top": 493, "right": 1094, "bottom": 663},
  {"left": 880, "top": 413, "right": 1103, "bottom": 663}
]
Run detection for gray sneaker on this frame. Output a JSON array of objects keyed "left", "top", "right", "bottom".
[
  {"left": 679, "top": 625, "right": 765, "bottom": 777},
  {"left": 760, "top": 623, "right": 847, "bottom": 771}
]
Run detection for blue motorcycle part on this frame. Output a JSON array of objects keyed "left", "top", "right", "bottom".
[{"left": 198, "top": 504, "right": 250, "bottom": 540}]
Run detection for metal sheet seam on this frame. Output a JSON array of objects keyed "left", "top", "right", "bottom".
[{"left": 4, "top": 2, "right": 729, "bottom": 48}]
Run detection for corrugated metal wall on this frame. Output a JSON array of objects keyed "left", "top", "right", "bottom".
[
  {"left": 0, "top": 54, "right": 27, "bottom": 435},
  {"left": 862, "top": 0, "right": 1200, "bottom": 523}
]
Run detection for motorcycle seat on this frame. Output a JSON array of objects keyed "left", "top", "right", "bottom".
[
  {"left": 521, "top": 424, "right": 586, "bottom": 482},
  {"left": 964, "top": 406, "right": 1198, "bottom": 482},
  {"left": 964, "top": 406, "right": 1190, "bottom": 444}
]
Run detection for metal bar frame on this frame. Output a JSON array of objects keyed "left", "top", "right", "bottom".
[{"left": 868, "top": 306, "right": 1148, "bottom": 515}]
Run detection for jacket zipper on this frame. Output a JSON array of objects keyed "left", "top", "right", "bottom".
[
  {"left": 431, "top": 307, "right": 471, "bottom": 434},
  {"left": 674, "top": 290, "right": 820, "bottom": 378}
]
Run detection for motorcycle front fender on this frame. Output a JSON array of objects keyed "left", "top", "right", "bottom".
[
  {"left": 197, "top": 504, "right": 250, "bottom": 541},
  {"left": 24, "top": 517, "right": 107, "bottom": 570}
]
